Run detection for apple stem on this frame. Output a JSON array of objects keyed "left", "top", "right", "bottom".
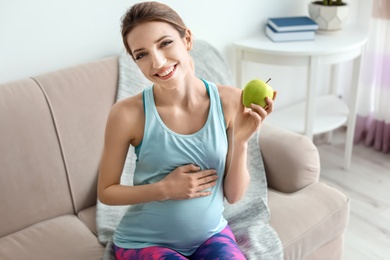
[{"left": 266, "top": 78, "right": 271, "bottom": 83}]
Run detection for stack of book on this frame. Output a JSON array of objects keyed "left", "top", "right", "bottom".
[{"left": 265, "top": 16, "right": 319, "bottom": 42}]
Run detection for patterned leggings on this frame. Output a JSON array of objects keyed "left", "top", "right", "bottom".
[{"left": 114, "top": 225, "right": 246, "bottom": 260}]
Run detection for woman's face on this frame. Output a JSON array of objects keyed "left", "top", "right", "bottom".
[{"left": 126, "top": 21, "right": 192, "bottom": 87}]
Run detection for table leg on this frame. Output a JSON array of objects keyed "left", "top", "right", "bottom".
[
  {"left": 305, "top": 56, "right": 320, "bottom": 141},
  {"left": 325, "top": 64, "right": 341, "bottom": 144},
  {"left": 344, "top": 54, "right": 363, "bottom": 170},
  {"left": 330, "top": 64, "right": 340, "bottom": 96}
]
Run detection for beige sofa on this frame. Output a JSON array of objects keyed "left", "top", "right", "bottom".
[{"left": 0, "top": 55, "right": 349, "bottom": 259}]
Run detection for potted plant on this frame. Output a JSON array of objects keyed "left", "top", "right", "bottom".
[{"left": 308, "top": 0, "right": 349, "bottom": 33}]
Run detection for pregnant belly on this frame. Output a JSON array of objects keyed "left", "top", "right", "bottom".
[
  {"left": 118, "top": 194, "right": 226, "bottom": 252},
  {"left": 147, "top": 197, "right": 223, "bottom": 234}
]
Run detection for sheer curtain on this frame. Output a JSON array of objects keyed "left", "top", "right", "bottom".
[{"left": 354, "top": 0, "right": 390, "bottom": 153}]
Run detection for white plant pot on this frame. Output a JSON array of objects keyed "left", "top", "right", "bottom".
[{"left": 309, "top": 1, "right": 349, "bottom": 34}]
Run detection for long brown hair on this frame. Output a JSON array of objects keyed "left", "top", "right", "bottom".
[{"left": 121, "top": 2, "right": 187, "bottom": 55}]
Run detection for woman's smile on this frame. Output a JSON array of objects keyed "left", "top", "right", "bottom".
[{"left": 155, "top": 64, "right": 177, "bottom": 79}]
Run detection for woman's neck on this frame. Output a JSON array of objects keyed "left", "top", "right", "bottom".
[{"left": 153, "top": 75, "right": 207, "bottom": 109}]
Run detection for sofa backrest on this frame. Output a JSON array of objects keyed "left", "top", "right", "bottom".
[
  {"left": 0, "top": 57, "right": 118, "bottom": 237},
  {"left": 33, "top": 57, "right": 118, "bottom": 213}
]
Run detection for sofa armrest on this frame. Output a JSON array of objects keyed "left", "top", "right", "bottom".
[{"left": 258, "top": 123, "right": 320, "bottom": 193}]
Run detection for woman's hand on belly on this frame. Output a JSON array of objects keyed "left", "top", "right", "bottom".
[{"left": 159, "top": 164, "right": 218, "bottom": 200}]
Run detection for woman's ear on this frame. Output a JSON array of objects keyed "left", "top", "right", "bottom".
[{"left": 185, "top": 29, "right": 193, "bottom": 51}]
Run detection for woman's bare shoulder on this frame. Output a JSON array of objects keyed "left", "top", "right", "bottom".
[
  {"left": 106, "top": 93, "right": 145, "bottom": 145},
  {"left": 217, "top": 84, "right": 241, "bottom": 100},
  {"left": 216, "top": 85, "right": 242, "bottom": 127},
  {"left": 109, "top": 93, "right": 143, "bottom": 121}
]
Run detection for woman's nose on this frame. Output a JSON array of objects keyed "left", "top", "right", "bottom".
[{"left": 151, "top": 51, "right": 167, "bottom": 69}]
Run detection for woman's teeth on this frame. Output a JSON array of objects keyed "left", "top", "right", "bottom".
[{"left": 158, "top": 66, "right": 174, "bottom": 77}]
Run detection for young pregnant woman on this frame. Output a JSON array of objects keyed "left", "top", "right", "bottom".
[{"left": 98, "top": 2, "right": 276, "bottom": 259}]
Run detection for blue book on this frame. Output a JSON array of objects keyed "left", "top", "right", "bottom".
[
  {"left": 265, "top": 24, "right": 315, "bottom": 42},
  {"left": 268, "top": 16, "right": 318, "bottom": 32}
]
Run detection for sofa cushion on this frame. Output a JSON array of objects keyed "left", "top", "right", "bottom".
[
  {"left": 78, "top": 206, "right": 98, "bottom": 236},
  {"left": 268, "top": 182, "right": 350, "bottom": 260},
  {"left": 0, "top": 79, "right": 74, "bottom": 237},
  {"left": 260, "top": 124, "right": 320, "bottom": 193},
  {"left": 32, "top": 57, "right": 119, "bottom": 213},
  {"left": 0, "top": 215, "right": 104, "bottom": 260}
]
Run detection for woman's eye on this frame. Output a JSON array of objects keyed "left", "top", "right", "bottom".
[
  {"left": 135, "top": 52, "right": 146, "bottom": 60},
  {"left": 161, "top": 40, "right": 172, "bottom": 47}
]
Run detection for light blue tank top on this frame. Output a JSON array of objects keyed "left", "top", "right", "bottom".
[{"left": 113, "top": 79, "right": 228, "bottom": 255}]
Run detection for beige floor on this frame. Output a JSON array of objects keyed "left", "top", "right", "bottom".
[{"left": 315, "top": 129, "right": 390, "bottom": 260}]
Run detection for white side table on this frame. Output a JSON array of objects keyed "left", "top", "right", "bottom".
[{"left": 234, "top": 26, "right": 368, "bottom": 170}]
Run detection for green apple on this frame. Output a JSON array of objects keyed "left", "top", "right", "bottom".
[{"left": 242, "top": 79, "right": 274, "bottom": 108}]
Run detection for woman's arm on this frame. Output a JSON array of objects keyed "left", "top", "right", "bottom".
[
  {"left": 97, "top": 95, "right": 164, "bottom": 205},
  {"left": 220, "top": 86, "right": 276, "bottom": 204},
  {"left": 223, "top": 126, "right": 250, "bottom": 204}
]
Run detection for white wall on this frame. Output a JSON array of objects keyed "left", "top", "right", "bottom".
[
  {"left": 0, "top": 0, "right": 279, "bottom": 84},
  {"left": 0, "top": 0, "right": 368, "bottom": 108}
]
